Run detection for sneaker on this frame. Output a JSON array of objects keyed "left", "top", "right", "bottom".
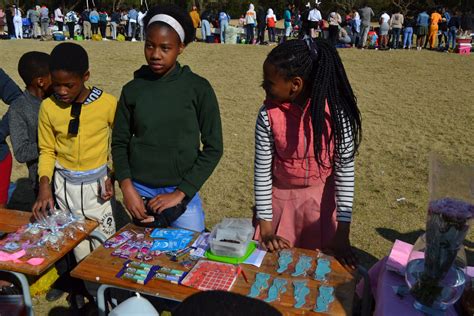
[
  {"left": 45, "top": 288, "right": 65, "bottom": 302},
  {"left": 131, "top": 38, "right": 137, "bottom": 42}
]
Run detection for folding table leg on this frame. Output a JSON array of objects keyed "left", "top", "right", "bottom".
[
  {"left": 0, "top": 270, "right": 34, "bottom": 316},
  {"left": 357, "top": 265, "right": 372, "bottom": 316}
]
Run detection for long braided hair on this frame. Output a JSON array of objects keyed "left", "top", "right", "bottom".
[{"left": 265, "top": 38, "right": 362, "bottom": 167}]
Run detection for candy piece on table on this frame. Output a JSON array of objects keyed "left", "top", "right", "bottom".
[
  {"left": 293, "top": 280, "right": 310, "bottom": 308},
  {"left": 248, "top": 272, "right": 271, "bottom": 298},
  {"left": 104, "top": 230, "right": 134, "bottom": 248},
  {"left": 264, "top": 278, "right": 288, "bottom": 303},
  {"left": 117, "top": 260, "right": 158, "bottom": 285},
  {"left": 126, "top": 260, "right": 154, "bottom": 271},
  {"left": 315, "top": 258, "right": 331, "bottom": 281},
  {"left": 277, "top": 250, "right": 293, "bottom": 274},
  {"left": 119, "top": 251, "right": 131, "bottom": 259},
  {"left": 292, "top": 255, "right": 313, "bottom": 277},
  {"left": 314, "top": 286, "right": 335, "bottom": 313}
]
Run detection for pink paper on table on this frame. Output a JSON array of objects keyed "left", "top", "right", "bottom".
[
  {"left": 386, "top": 240, "right": 412, "bottom": 275},
  {"left": 0, "top": 249, "right": 26, "bottom": 262},
  {"left": 25, "top": 258, "right": 45, "bottom": 266},
  {"left": 0, "top": 249, "right": 44, "bottom": 265}
]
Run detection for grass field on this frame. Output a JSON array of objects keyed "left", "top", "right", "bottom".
[{"left": 0, "top": 40, "right": 473, "bottom": 314}]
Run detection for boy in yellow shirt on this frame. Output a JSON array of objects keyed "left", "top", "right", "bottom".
[{"left": 33, "top": 43, "right": 116, "bottom": 261}]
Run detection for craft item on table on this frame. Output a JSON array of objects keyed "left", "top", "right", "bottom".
[
  {"left": 135, "top": 241, "right": 153, "bottom": 261},
  {"left": 181, "top": 260, "right": 241, "bottom": 291},
  {"left": 154, "top": 266, "right": 188, "bottom": 284},
  {"left": 314, "top": 258, "right": 331, "bottom": 282},
  {"left": 151, "top": 236, "right": 193, "bottom": 252},
  {"left": 104, "top": 230, "right": 134, "bottom": 248},
  {"left": 1, "top": 241, "right": 20, "bottom": 252},
  {"left": 293, "top": 280, "right": 310, "bottom": 308},
  {"left": 179, "top": 259, "right": 196, "bottom": 269},
  {"left": 190, "top": 232, "right": 210, "bottom": 257},
  {"left": 155, "top": 273, "right": 181, "bottom": 284},
  {"left": 277, "top": 250, "right": 293, "bottom": 274},
  {"left": 170, "top": 246, "right": 193, "bottom": 262},
  {"left": 44, "top": 232, "right": 64, "bottom": 252},
  {"left": 126, "top": 260, "right": 154, "bottom": 271},
  {"left": 264, "top": 278, "right": 288, "bottom": 303},
  {"left": 157, "top": 266, "right": 185, "bottom": 276},
  {"left": 314, "top": 286, "right": 335, "bottom": 313},
  {"left": 117, "top": 260, "right": 158, "bottom": 285},
  {"left": 248, "top": 272, "right": 271, "bottom": 298},
  {"left": 292, "top": 255, "right": 313, "bottom": 277},
  {"left": 150, "top": 229, "right": 194, "bottom": 239}
]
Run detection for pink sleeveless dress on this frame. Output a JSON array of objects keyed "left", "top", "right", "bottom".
[{"left": 255, "top": 100, "right": 337, "bottom": 250}]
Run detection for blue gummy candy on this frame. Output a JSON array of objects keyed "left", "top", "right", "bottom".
[
  {"left": 264, "top": 278, "right": 287, "bottom": 303},
  {"left": 292, "top": 255, "right": 313, "bottom": 277},
  {"left": 315, "top": 258, "right": 331, "bottom": 281},
  {"left": 248, "top": 273, "right": 271, "bottom": 298},
  {"left": 314, "top": 286, "right": 335, "bottom": 313},
  {"left": 277, "top": 250, "right": 293, "bottom": 274},
  {"left": 293, "top": 280, "right": 310, "bottom": 308}
]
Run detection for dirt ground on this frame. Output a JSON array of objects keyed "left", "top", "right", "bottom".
[{"left": 0, "top": 39, "right": 473, "bottom": 314}]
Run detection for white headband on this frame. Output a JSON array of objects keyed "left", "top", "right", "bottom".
[{"left": 148, "top": 14, "right": 185, "bottom": 42}]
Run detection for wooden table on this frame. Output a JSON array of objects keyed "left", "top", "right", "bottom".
[
  {"left": 71, "top": 224, "right": 356, "bottom": 315},
  {"left": 0, "top": 208, "right": 99, "bottom": 316},
  {"left": 0, "top": 208, "right": 98, "bottom": 276}
]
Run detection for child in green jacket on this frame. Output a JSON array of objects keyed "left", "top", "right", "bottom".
[{"left": 112, "top": 5, "right": 223, "bottom": 232}]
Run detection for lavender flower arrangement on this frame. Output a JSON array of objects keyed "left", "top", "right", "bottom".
[{"left": 410, "top": 197, "right": 474, "bottom": 307}]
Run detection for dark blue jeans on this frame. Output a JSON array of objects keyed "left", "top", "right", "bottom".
[
  {"left": 447, "top": 27, "right": 457, "bottom": 49},
  {"left": 391, "top": 28, "right": 401, "bottom": 48},
  {"left": 245, "top": 24, "right": 255, "bottom": 44},
  {"left": 403, "top": 27, "right": 413, "bottom": 48}
]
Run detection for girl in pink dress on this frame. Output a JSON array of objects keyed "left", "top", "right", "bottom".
[{"left": 254, "top": 38, "right": 362, "bottom": 268}]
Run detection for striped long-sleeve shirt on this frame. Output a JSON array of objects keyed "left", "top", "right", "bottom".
[{"left": 254, "top": 105, "right": 355, "bottom": 223}]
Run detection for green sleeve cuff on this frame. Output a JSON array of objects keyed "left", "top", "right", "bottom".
[{"left": 177, "top": 180, "right": 198, "bottom": 199}]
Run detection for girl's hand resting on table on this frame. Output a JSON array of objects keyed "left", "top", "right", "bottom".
[{"left": 259, "top": 219, "right": 291, "bottom": 252}]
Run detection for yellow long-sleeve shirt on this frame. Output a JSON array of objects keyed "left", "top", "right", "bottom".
[
  {"left": 38, "top": 87, "right": 117, "bottom": 181},
  {"left": 189, "top": 10, "right": 200, "bottom": 28}
]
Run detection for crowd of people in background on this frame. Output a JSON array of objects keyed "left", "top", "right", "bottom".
[
  {"left": 0, "top": 1, "right": 473, "bottom": 51},
  {"left": 0, "top": 3, "right": 149, "bottom": 41}
]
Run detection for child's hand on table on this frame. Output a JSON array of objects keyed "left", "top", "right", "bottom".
[
  {"left": 120, "top": 179, "right": 147, "bottom": 220},
  {"left": 328, "top": 222, "right": 358, "bottom": 271},
  {"left": 148, "top": 190, "right": 185, "bottom": 213},
  {"left": 259, "top": 219, "right": 291, "bottom": 252},
  {"left": 32, "top": 176, "right": 54, "bottom": 221}
]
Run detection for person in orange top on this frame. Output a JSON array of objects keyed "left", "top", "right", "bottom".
[
  {"left": 189, "top": 5, "right": 200, "bottom": 40},
  {"left": 266, "top": 8, "right": 277, "bottom": 43},
  {"left": 428, "top": 8, "right": 442, "bottom": 49}
]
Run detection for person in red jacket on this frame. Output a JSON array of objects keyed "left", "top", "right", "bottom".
[
  {"left": 254, "top": 38, "right": 362, "bottom": 270},
  {"left": 266, "top": 8, "right": 276, "bottom": 43}
]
